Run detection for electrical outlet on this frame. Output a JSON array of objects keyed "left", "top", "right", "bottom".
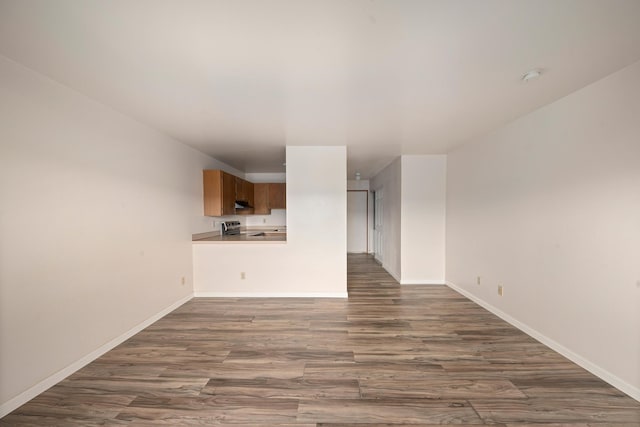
[
  {"left": 498, "top": 285, "right": 504, "bottom": 296},
  {"left": 263, "top": 218, "right": 267, "bottom": 224},
  {"left": 181, "top": 277, "right": 186, "bottom": 285},
  {"left": 240, "top": 272, "right": 246, "bottom": 280},
  {"left": 477, "top": 276, "right": 481, "bottom": 285}
]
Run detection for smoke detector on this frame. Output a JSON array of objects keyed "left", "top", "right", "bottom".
[{"left": 522, "top": 69, "right": 542, "bottom": 82}]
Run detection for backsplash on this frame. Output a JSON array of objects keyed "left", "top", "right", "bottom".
[
  {"left": 211, "top": 209, "right": 286, "bottom": 230},
  {"left": 244, "top": 209, "right": 287, "bottom": 227}
]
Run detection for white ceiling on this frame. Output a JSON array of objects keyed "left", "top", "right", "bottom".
[{"left": 1, "top": 0, "right": 640, "bottom": 178}]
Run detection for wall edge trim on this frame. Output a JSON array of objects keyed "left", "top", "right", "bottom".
[
  {"left": 0, "top": 294, "right": 193, "bottom": 418},
  {"left": 400, "top": 280, "right": 446, "bottom": 285},
  {"left": 382, "top": 264, "right": 401, "bottom": 284},
  {"left": 445, "top": 281, "right": 640, "bottom": 402},
  {"left": 194, "top": 292, "right": 348, "bottom": 298}
]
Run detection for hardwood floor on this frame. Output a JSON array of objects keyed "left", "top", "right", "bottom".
[{"left": 2, "top": 254, "right": 639, "bottom": 426}]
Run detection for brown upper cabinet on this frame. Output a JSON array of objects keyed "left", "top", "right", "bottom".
[
  {"left": 203, "top": 170, "right": 285, "bottom": 217},
  {"left": 253, "top": 183, "right": 286, "bottom": 215},
  {"left": 203, "top": 170, "right": 236, "bottom": 216},
  {"left": 235, "top": 177, "right": 255, "bottom": 206},
  {"left": 268, "top": 183, "right": 286, "bottom": 209},
  {"left": 253, "top": 183, "right": 270, "bottom": 215}
]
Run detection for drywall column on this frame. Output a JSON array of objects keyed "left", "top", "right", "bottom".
[
  {"left": 401, "top": 155, "right": 446, "bottom": 284},
  {"left": 446, "top": 61, "right": 640, "bottom": 400},
  {"left": 370, "top": 156, "right": 446, "bottom": 284}
]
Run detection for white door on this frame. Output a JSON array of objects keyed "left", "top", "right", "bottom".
[{"left": 347, "top": 191, "right": 368, "bottom": 253}]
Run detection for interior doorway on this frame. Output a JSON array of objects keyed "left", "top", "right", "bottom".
[{"left": 347, "top": 190, "right": 368, "bottom": 253}]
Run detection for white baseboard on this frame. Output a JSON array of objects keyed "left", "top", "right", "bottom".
[
  {"left": 400, "top": 279, "right": 445, "bottom": 285},
  {"left": 446, "top": 281, "right": 640, "bottom": 402},
  {"left": 0, "top": 294, "right": 193, "bottom": 418},
  {"left": 194, "top": 291, "right": 348, "bottom": 298},
  {"left": 379, "top": 265, "right": 444, "bottom": 286}
]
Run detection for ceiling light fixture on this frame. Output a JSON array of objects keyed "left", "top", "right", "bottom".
[{"left": 522, "top": 69, "right": 542, "bottom": 82}]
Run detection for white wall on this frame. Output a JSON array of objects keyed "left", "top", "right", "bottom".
[
  {"left": 401, "top": 155, "right": 446, "bottom": 284},
  {"left": 446, "top": 60, "right": 640, "bottom": 400},
  {"left": 347, "top": 179, "right": 369, "bottom": 191},
  {"left": 0, "top": 55, "right": 237, "bottom": 414},
  {"left": 193, "top": 146, "right": 347, "bottom": 297},
  {"left": 370, "top": 158, "right": 402, "bottom": 281},
  {"left": 244, "top": 172, "right": 286, "bottom": 183}
]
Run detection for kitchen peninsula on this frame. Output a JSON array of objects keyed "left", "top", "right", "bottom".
[
  {"left": 192, "top": 227, "right": 287, "bottom": 243},
  {"left": 192, "top": 146, "right": 347, "bottom": 298}
]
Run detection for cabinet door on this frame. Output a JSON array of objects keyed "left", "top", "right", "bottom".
[
  {"left": 222, "top": 172, "right": 236, "bottom": 215},
  {"left": 235, "top": 177, "right": 247, "bottom": 202},
  {"left": 268, "top": 183, "right": 286, "bottom": 209},
  {"left": 245, "top": 180, "right": 255, "bottom": 207},
  {"left": 203, "top": 170, "right": 222, "bottom": 216},
  {"left": 253, "top": 183, "right": 270, "bottom": 214}
]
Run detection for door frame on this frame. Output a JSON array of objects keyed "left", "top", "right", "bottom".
[
  {"left": 346, "top": 190, "right": 369, "bottom": 253},
  {"left": 373, "top": 188, "right": 383, "bottom": 263}
]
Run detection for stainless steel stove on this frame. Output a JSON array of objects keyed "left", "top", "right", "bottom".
[{"left": 220, "top": 221, "right": 241, "bottom": 235}]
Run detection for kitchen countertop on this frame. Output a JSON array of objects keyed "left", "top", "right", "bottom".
[{"left": 192, "top": 228, "right": 287, "bottom": 244}]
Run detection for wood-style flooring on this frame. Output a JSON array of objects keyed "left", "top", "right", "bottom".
[{"left": 2, "top": 254, "right": 639, "bottom": 426}]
